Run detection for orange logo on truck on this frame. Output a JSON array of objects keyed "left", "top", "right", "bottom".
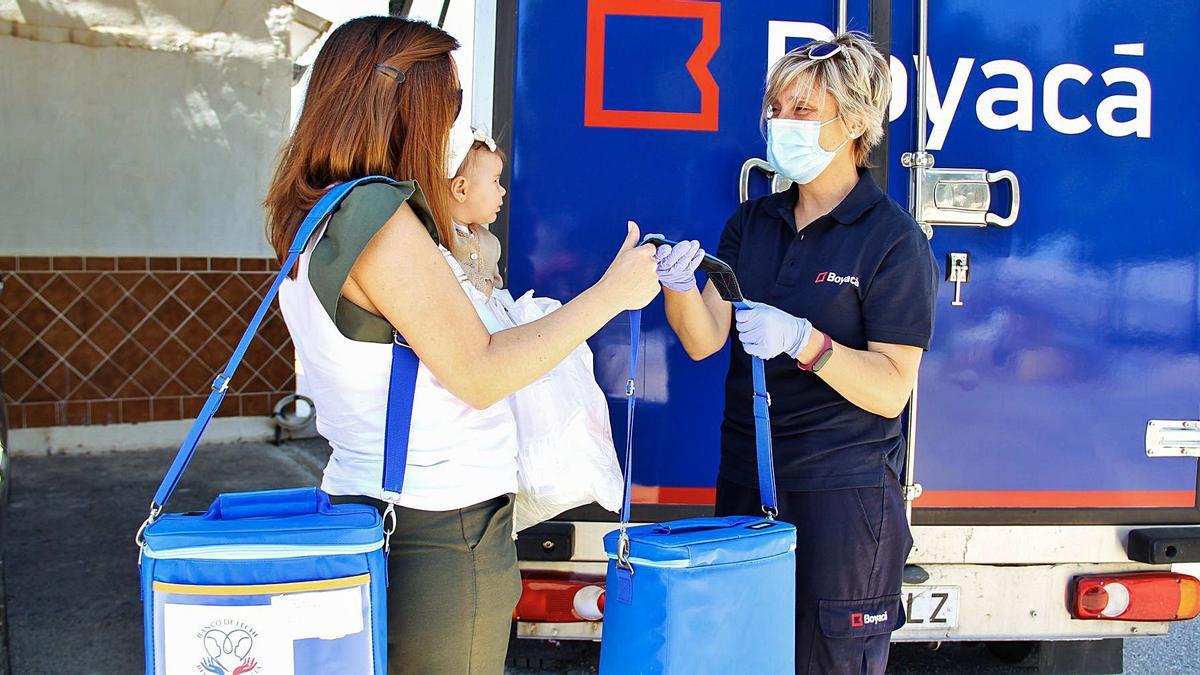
[{"left": 584, "top": 0, "right": 721, "bottom": 131}]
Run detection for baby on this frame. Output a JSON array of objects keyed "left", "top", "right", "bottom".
[
  {"left": 446, "top": 132, "right": 619, "bottom": 530},
  {"left": 447, "top": 128, "right": 507, "bottom": 297},
  {"left": 444, "top": 132, "right": 622, "bottom": 532}
]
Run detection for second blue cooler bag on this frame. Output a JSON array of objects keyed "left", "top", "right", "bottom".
[
  {"left": 599, "top": 305, "right": 797, "bottom": 674},
  {"left": 137, "top": 177, "right": 415, "bottom": 674}
]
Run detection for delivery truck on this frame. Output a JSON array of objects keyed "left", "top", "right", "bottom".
[{"left": 429, "top": 0, "right": 1200, "bottom": 670}]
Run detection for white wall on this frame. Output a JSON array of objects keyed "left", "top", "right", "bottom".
[
  {"left": 290, "top": 0, "right": 389, "bottom": 127},
  {"left": 407, "top": 0, "right": 486, "bottom": 131},
  {"left": 289, "top": 0, "right": 478, "bottom": 131},
  {"left": 0, "top": 1, "right": 292, "bottom": 257}
]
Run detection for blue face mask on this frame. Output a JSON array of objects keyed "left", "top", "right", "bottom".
[{"left": 766, "top": 116, "right": 848, "bottom": 185}]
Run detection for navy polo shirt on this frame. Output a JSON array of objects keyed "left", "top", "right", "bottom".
[{"left": 716, "top": 170, "right": 938, "bottom": 491}]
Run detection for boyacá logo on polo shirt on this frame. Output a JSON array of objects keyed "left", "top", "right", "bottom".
[{"left": 815, "top": 271, "right": 860, "bottom": 288}]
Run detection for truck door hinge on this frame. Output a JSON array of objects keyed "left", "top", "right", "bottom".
[
  {"left": 1146, "top": 420, "right": 1200, "bottom": 458},
  {"left": 903, "top": 483, "right": 924, "bottom": 501}
]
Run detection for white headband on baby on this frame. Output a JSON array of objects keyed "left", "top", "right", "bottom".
[{"left": 447, "top": 124, "right": 498, "bottom": 178}]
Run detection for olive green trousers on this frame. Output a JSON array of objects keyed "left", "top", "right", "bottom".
[{"left": 331, "top": 494, "right": 521, "bottom": 674}]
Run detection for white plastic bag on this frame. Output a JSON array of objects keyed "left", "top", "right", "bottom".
[{"left": 500, "top": 290, "right": 624, "bottom": 532}]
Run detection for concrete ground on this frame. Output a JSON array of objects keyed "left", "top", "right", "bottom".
[
  {"left": 2, "top": 440, "right": 1196, "bottom": 674},
  {"left": 504, "top": 627, "right": 1200, "bottom": 675}
]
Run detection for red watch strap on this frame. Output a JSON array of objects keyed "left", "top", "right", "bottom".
[{"left": 797, "top": 332, "right": 833, "bottom": 372}]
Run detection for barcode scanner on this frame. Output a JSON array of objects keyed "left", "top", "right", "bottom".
[{"left": 642, "top": 235, "right": 745, "bottom": 303}]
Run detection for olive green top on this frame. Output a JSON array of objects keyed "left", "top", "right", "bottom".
[{"left": 308, "top": 181, "right": 439, "bottom": 344}]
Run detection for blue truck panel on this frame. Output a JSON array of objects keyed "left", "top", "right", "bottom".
[{"left": 505, "top": 0, "right": 1198, "bottom": 511}]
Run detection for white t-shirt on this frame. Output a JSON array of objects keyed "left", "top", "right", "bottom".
[{"left": 278, "top": 221, "right": 519, "bottom": 511}]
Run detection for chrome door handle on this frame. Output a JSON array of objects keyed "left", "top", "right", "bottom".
[
  {"left": 739, "top": 158, "right": 792, "bottom": 204},
  {"left": 984, "top": 170, "right": 1019, "bottom": 228}
]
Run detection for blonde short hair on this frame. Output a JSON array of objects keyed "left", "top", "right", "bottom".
[{"left": 762, "top": 31, "right": 891, "bottom": 167}]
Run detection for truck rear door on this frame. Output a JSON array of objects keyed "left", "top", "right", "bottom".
[{"left": 889, "top": 0, "right": 1200, "bottom": 524}]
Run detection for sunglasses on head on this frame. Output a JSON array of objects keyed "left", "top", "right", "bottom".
[{"left": 800, "top": 40, "right": 844, "bottom": 60}]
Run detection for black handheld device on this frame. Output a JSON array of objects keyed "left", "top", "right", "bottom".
[{"left": 642, "top": 235, "right": 744, "bottom": 303}]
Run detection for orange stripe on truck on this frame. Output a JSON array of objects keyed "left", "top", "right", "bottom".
[
  {"left": 630, "top": 487, "right": 1195, "bottom": 509},
  {"left": 916, "top": 490, "right": 1196, "bottom": 508}
]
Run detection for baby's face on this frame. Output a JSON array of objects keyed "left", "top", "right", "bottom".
[{"left": 458, "top": 151, "right": 506, "bottom": 226}]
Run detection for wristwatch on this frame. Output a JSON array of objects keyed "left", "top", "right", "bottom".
[{"left": 797, "top": 331, "right": 834, "bottom": 373}]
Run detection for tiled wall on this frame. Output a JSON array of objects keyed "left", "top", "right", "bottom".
[{"left": 0, "top": 256, "right": 294, "bottom": 429}]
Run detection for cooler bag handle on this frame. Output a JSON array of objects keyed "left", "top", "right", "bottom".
[
  {"left": 138, "top": 176, "right": 418, "bottom": 538},
  {"left": 209, "top": 487, "right": 331, "bottom": 519},
  {"left": 652, "top": 516, "right": 759, "bottom": 535},
  {"left": 616, "top": 307, "right": 779, "bottom": 570}
]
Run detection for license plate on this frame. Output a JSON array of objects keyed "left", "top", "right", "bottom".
[{"left": 899, "top": 585, "right": 959, "bottom": 630}]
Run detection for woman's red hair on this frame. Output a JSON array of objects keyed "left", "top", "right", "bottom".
[{"left": 265, "top": 17, "right": 461, "bottom": 270}]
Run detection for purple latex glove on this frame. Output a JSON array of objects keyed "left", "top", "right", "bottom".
[
  {"left": 647, "top": 236, "right": 706, "bottom": 292},
  {"left": 734, "top": 299, "right": 814, "bottom": 360}
]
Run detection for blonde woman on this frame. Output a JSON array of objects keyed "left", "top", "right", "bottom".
[{"left": 654, "top": 32, "right": 937, "bottom": 673}]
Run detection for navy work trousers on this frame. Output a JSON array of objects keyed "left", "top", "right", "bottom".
[{"left": 715, "top": 471, "right": 913, "bottom": 674}]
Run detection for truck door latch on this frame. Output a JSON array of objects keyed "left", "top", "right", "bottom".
[
  {"left": 905, "top": 161, "right": 1021, "bottom": 231},
  {"left": 947, "top": 252, "right": 970, "bottom": 307}
]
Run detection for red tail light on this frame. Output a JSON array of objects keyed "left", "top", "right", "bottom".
[
  {"left": 1071, "top": 572, "right": 1200, "bottom": 621},
  {"left": 514, "top": 572, "right": 606, "bottom": 623}
]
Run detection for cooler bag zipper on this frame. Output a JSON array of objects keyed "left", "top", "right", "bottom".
[{"left": 144, "top": 539, "right": 385, "bottom": 560}]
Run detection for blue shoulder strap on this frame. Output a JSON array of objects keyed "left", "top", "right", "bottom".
[
  {"left": 732, "top": 301, "right": 779, "bottom": 516},
  {"left": 616, "top": 306, "right": 779, "bottom": 560},
  {"left": 147, "top": 176, "right": 415, "bottom": 514},
  {"left": 617, "top": 311, "right": 642, "bottom": 531},
  {"left": 381, "top": 336, "right": 418, "bottom": 499}
]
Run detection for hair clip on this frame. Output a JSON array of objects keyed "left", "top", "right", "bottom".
[
  {"left": 472, "top": 128, "right": 498, "bottom": 152},
  {"left": 374, "top": 63, "right": 406, "bottom": 83}
]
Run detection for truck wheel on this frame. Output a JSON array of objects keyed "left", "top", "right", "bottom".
[{"left": 985, "top": 641, "right": 1037, "bottom": 664}]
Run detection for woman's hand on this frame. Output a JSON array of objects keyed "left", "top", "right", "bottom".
[
  {"left": 736, "top": 298, "right": 925, "bottom": 417},
  {"left": 598, "top": 221, "right": 663, "bottom": 310},
  {"left": 655, "top": 235, "right": 730, "bottom": 361},
  {"left": 734, "top": 300, "right": 813, "bottom": 360},
  {"left": 645, "top": 236, "right": 706, "bottom": 292}
]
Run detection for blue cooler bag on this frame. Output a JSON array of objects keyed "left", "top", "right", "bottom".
[
  {"left": 599, "top": 309, "right": 797, "bottom": 674},
  {"left": 137, "top": 177, "right": 414, "bottom": 675}
]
